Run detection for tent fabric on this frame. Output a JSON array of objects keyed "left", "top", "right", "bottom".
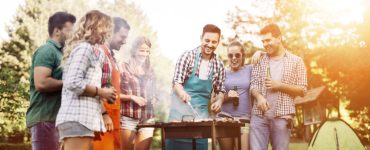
[{"left": 308, "top": 118, "right": 365, "bottom": 150}]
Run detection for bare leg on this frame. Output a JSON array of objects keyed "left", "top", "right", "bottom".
[
  {"left": 241, "top": 132, "right": 249, "bottom": 150},
  {"left": 135, "top": 129, "right": 154, "bottom": 150},
  {"left": 63, "top": 137, "right": 93, "bottom": 150},
  {"left": 121, "top": 129, "right": 136, "bottom": 150}
]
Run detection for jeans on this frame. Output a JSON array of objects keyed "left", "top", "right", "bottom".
[
  {"left": 30, "top": 122, "right": 59, "bottom": 150},
  {"left": 250, "top": 115, "right": 291, "bottom": 150}
]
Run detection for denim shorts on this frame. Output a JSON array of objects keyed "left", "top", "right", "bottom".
[
  {"left": 57, "top": 121, "right": 94, "bottom": 141},
  {"left": 120, "top": 116, "right": 154, "bottom": 132},
  {"left": 30, "top": 122, "right": 59, "bottom": 150}
]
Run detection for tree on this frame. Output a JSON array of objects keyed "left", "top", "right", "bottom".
[{"left": 0, "top": 0, "right": 173, "bottom": 146}]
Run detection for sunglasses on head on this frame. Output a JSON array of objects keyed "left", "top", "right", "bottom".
[{"left": 228, "top": 53, "right": 241, "bottom": 59}]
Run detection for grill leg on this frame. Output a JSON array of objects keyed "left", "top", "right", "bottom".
[
  {"left": 237, "top": 131, "right": 241, "bottom": 150},
  {"left": 161, "top": 128, "right": 165, "bottom": 150},
  {"left": 192, "top": 138, "right": 196, "bottom": 150},
  {"left": 211, "top": 122, "right": 216, "bottom": 150}
]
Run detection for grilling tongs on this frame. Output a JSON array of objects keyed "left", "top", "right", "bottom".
[{"left": 186, "top": 101, "right": 201, "bottom": 118}]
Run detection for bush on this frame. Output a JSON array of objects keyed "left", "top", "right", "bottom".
[{"left": 0, "top": 143, "right": 31, "bottom": 150}]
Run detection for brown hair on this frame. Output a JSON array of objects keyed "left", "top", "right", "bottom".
[
  {"left": 127, "top": 36, "right": 153, "bottom": 77},
  {"left": 228, "top": 40, "right": 246, "bottom": 65},
  {"left": 260, "top": 23, "right": 282, "bottom": 37},
  {"left": 202, "top": 24, "right": 221, "bottom": 39}
]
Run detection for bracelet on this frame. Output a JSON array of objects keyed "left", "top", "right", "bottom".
[
  {"left": 94, "top": 87, "right": 98, "bottom": 97},
  {"left": 102, "top": 111, "right": 108, "bottom": 116}
]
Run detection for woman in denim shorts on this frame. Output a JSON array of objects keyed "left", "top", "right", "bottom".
[
  {"left": 119, "top": 36, "right": 157, "bottom": 150},
  {"left": 56, "top": 10, "right": 116, "bottom": 150}
]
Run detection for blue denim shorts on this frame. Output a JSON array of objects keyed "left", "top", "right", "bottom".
[
  {"left": 120, "top": 116, "right": 154, "bottom": 132},
  {"left": 30, "top": 122, "right": 59, "bottom": 150},
  {"left": 57, "top": 121, "right": 94, "bottom": 141}
]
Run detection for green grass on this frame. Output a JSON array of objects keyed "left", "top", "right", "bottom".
[
  {"left": 269, "top": 143, "right": 308, "bottom": 150},
  {"left": 206, "top": 141, "right": 308, "bottom": 150}
]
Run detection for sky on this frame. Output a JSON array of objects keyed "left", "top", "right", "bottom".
[
  {"left": 0, "top": 0, "right": 24, "bottom": 39},
  {"left": 0, "top": 0, "right": 252, "bottom": 62},
  {"left": 128, "top": 0, "right": 252, "bottom": 61}
]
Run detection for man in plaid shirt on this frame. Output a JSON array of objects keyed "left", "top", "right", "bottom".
[
  {"left": 250, "top": 24, "right": 307, "bottom": 150},
  {"left": 167, "top": 24, "right": 226, "bottom": 150},
  {"left": 93, "top": 17, "right": 130, "bottom": 150}
]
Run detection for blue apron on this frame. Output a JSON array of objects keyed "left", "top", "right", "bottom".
[{"left": 166, "top": 52, "right": 213, "bottom": 150}]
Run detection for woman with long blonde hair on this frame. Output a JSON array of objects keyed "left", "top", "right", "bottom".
[
  {"left": 56, "top": 10, "right": 117, "bottom": 150},
  {"left": 120, "top": 36, "right": 157, "bottom": 150}
]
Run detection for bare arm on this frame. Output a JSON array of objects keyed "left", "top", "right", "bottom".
[
  {"left": 173, "top": 83, "right": 191, "bottom": 103},
  {"left": 120, "top": 94, "right": 148, "bottom": 106},
  {"left": 251, "top": 88, "right": 269, "bottom": 112},
  {"left": 278, "top": 83, "right": 305, "bottom": 97},
  {"left": 211, "top": 92, "right": 224, "bottom": 112},
  {"left": 80, "top": 85, "right": 116, "bottom": 102},
  {"left": 34, "top": 67, "right": 63, "bottom": 92}
]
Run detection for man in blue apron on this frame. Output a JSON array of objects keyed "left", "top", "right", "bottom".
[{"left": 167, "top": 24, "right": 226, "bottom": 150}]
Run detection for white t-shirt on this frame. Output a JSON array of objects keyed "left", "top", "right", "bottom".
[{"left": 199, "top": 59, "right": 210, "bottom": 80}]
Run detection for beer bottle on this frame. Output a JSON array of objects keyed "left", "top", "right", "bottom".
[
  {"left": 232, "top": 86, "right": 239, "bottom": 107},
  {"left": 267, "top": 65, "right": 272, "bottom": 79},
  {"left": 106, "top": 76, "right": 115, "bottom": 104}
]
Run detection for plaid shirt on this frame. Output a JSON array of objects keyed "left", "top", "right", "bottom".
[
  {"left": 173, "top": 46, "right": 226, "bottom": 94},
  {"left": 99, "top": 44, "right": 119, "bottom": 87},
  {"left": 56, "top": 42, "right": 106, "bottom": 132},
  {"left": 250, "top": 50, "right": 307, "bottom": 117},
  {"left": 101, "top": 46, "right": 112, "bottom": 88},
  {"left": 120, "top": 62, "right": 155, "bottom": 120}
]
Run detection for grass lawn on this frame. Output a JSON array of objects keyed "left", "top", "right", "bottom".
[
  {"left": 207, "top": 142, "right": 308, "bottom": 150},
  {"left": 270, "top": 142, "right": 308, "bottom": 150}
]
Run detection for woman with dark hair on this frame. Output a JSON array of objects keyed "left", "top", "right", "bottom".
[{"left": 219, "top": 41, "right": 252, "bottom": 150}]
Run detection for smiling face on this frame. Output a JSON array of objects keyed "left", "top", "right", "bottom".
[
  {"left": 227, "top": 45, "right": 244, "bottom": 72},
  {"left": 134, "top": 43, "right": 151, "bottom": 64},
  {"left": 200, "top": 32, "right": 220, "bottom": 58},
  {"left": 109, "top": 27, "right": 129, "bottom": 50},
  {"left": 261, "top": 32, "right": 282, "bottom": 56}
]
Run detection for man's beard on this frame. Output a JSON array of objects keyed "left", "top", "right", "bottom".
[
  {"left": 61, "top": 41, "right": 65, "bottom": 49},
  {"left": 202, "top": 45, "right": 216, "bottom": 52}
]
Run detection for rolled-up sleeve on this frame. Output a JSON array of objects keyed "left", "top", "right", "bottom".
[
  {"left": 63, "top": 45, "right": 91, "bottom": 95},
  {"left": 250, "top": 64, "right": 260, "bottom": 92},
  {"left": 173, "top": 51, "right": 191, "bottom": 85},
  {"left": 214, "top": 62, "right": 226, "bottom": 94},
  {"left": 295, "top": 58, "right": 308, "bottom": 94}
]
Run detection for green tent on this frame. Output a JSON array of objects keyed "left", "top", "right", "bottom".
[{"left": 308, "top": 118, "right": 366, "bottom": 150}]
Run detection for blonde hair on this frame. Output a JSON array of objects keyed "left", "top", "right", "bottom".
[
  {"left": 61, "top": 10, "right": 112, "bottom": 66},
  {"left": 127, "top": 36, "right": 153, "bottom": 77}
]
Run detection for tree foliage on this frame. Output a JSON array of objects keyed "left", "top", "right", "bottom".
[{"left": 0, "top": 0, "right": 172, "bottom": 146}]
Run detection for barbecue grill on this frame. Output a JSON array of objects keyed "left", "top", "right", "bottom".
[{"left": 137, "top": 116, "right": 244, "bottom": 150}]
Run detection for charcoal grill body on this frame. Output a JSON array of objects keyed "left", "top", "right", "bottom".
[{"left": 138, "top": 121, "right": 243, "bottom": 150}]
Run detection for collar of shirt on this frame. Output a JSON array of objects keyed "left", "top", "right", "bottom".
[{"left": 47, "top": 39, "right": 62, "bottom": 51}]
